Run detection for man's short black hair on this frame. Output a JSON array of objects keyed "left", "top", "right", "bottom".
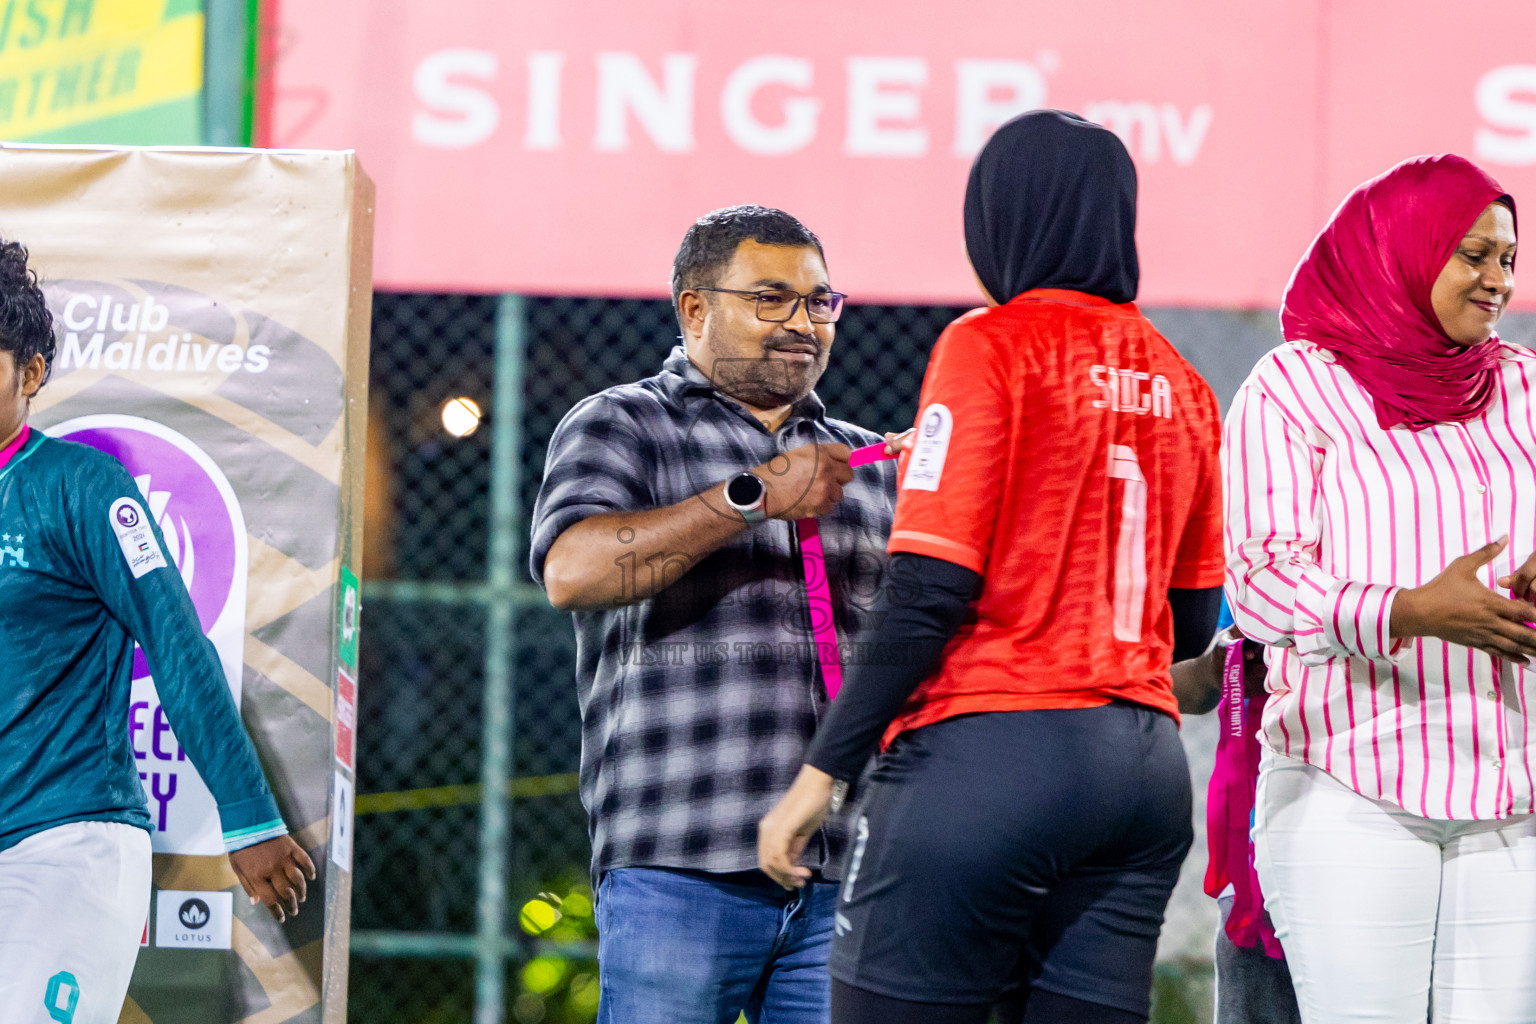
[
  {"left": 671, "top": 205, "right": 825, "bottom": 319},
  {"left": 0, "top": 238, "right": 54, "bottom": 386}
]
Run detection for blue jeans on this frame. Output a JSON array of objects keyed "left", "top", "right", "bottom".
[{"left": 596, "top": 866, "right": 837, "bottom": 1024}]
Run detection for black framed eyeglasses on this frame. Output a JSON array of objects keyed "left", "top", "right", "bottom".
[{"left": 695, "top": 287, "right": 847, "bottom": 324}]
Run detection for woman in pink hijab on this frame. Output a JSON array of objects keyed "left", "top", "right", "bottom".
[{"left": 1224, "top": 154, "right": 1536, "bottom": 1023}]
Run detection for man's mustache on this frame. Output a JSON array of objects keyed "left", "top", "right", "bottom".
[{"left": 762, "top": 336, "right": 821, "bottom": 358}]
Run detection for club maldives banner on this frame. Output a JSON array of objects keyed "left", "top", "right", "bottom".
[
  {"left": 0, "top": 145, "right": 373, "bottom": 1023},
  {"left": 269, "top": 0, "right": 1536, "bottom": 307},
  {"left": 0, "top": 0, "right": 204, "bottom": 145}
]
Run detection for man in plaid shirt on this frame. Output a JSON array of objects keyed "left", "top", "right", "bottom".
[{"left": 531, "top": 206, "right": 899, "bottom": 1024}]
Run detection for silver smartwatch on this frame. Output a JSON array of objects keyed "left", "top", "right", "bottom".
[{"left": 724, "top": 471, "right": 768, "bottom": 523}]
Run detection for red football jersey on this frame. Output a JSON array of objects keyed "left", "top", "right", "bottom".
[{"left": 884, "top": 289, "right": 1224, "bottom": 744}]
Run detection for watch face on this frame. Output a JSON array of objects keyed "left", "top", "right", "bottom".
[{"left": 726, "top": 473, "right": 764, "bottom": 507}]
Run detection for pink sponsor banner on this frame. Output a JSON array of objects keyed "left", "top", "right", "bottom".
[{"left": 271, "top": 1, "right": 1536, "bottom": 308}]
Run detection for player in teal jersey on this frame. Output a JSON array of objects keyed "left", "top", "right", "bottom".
[{"left": 0, "top": 239, "right": 314, "bottom": 1024}]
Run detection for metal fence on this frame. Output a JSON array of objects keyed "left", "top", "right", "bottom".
[{"left": 345, "top": 290, "right": 1297, "bottom": 1024}]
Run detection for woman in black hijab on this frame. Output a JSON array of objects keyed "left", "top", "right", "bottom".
[
  {"left": 964, "top": 109, "right": 1139, "bottom": 304},
  {"left": 759, "top": 110, "right": 1223, "bottom": 1024}
]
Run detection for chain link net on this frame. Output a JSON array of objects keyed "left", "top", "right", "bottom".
[{"left": 353, "top": 290, "right": 1221, "bottom": 1024}]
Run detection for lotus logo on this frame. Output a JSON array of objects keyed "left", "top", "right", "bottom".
[{"left": 178, "top": 898, "right": 210, "bottom": 930}]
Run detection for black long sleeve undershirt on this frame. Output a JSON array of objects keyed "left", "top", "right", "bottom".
[
  {"left": 806, "top": 554, "right": 981, "bottom": 781},
  {"left": 1169, "top": 585, "right": 1222, "bottom": 663},
  {"left": 805, "top": 553, "right": 1223, "bottom": 782}
]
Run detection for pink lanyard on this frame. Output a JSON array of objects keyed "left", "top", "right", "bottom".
[{"left": 798, "top": 442, "right": 896, "bottom": 699}]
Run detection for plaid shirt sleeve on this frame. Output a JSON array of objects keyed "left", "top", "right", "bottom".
[
  {"left": 530, "top": 352, "right": 898, "bottom": 879},
  {"left": 529, "top": 393, "right": 653, "bottom": 585}
]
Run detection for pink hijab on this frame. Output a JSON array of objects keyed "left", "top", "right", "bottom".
[{"left": 1281, "top": 155, "right": 1515, "bottom": 431}]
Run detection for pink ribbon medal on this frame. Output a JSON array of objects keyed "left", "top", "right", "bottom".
[
  {"left": 1203, "top": 639, "right": 1283, "bottom": 959},
  {"left": 798, "top": 441, "right": 895, "bottom": 700},
  {"left": 846, "top": 442, "right": 892, "bottom": 470}
]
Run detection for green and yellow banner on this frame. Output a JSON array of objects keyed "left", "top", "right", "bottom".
[{"left": 0, "top": 0, "right": 203, "bottom": 144}]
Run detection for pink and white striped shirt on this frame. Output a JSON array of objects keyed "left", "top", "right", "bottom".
[{"left": 1224, "top": 340, "right": 1536, "bottom": 821}]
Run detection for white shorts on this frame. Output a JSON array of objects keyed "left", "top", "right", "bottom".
[{"left": 0, "top": 822, "right": 152, "bottom": 1024}]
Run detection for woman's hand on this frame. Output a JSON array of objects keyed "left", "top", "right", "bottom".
[
  {"left": 758, "top": 765, "right": 835, "bottom": 889},
  {"left": 883, "top": 429, "right": 915, "bottom": 457},
  {"left": 229, "top": 835, "right": 317, "bottom": 923},
  {"left": 1392, "top": 537, "right": 1536, "bottom": 664},
  {"left": 1498, "top": 548, "right": 1536, "bottom": 602},
  {"left": 1171, "top": 625, "right": 1267, "bottom": 715}
]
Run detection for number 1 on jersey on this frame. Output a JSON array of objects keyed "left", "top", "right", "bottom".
[{"left": 1108, "top": 444, "right": 1148, "bottom": 642}]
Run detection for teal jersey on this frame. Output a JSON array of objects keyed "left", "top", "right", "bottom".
[{"left": 0, "top": 428, "right": 285, "bottom": 853}]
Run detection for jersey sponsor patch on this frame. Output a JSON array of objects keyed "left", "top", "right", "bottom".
[
  {"left": 109, "top": 496, "right": 168, "bottom": 578},
  {"left": 902, "top": 403, "right": 953, "bottom": 492}
]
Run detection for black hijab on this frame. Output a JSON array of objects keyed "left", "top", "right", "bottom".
[{"left": 963, "top": 110, "right": 1139, "bottom": 305}]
